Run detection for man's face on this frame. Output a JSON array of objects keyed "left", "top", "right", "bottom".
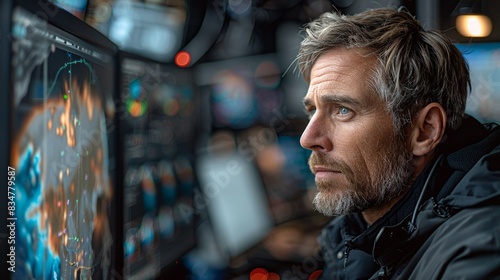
[{"left": 300, "top": 48, "right": 413, "bottom": 217}]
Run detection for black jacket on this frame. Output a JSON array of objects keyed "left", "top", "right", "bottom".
[{"left": 318, "top": 116, "right": 500, "bottom": 279}]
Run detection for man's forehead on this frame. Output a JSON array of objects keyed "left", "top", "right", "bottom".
[
  {"left": 305, "top": 50, "right": 379, "bottom": 105},
  {"left": 309, "top": 49, "right": 376, "bottom": 83}
]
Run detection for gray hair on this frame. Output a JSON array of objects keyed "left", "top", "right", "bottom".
[{"left": 297, "top": 8, "right": 470, "bottom": 130}]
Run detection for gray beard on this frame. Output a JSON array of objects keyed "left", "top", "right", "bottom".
[{"left": 312, "top": 139, "right": 414, "bottom": 217}]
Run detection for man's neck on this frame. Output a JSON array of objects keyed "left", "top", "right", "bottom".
[{"left": 362, "top": 187, "right": 411, "bottom": 225}]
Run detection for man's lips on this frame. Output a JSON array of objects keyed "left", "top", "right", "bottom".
[
  {"left": 312, "top": 166, "right": 341, "bottom": 173},
  {"left": 312, "top": 166, "right": 343, "bottom": 179}
]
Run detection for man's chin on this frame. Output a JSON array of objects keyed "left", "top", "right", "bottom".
[{"left": 312, "top": 191, "right": 356, "bottom": 217}]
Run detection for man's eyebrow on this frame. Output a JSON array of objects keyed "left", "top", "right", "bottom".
[{"left": 303, "top": 95, "right": 361, "bottom": 107}]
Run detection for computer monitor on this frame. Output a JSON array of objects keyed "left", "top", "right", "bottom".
[
  {"left": 86, "top": 1, "right": 187, "bottom": 63},
  {"left": 194, "top": 54, "right": 284, "bottom": 131},
  {"left": 0, "top": 0, "right": 119, "bottom": 279},
  {"left": 456, "top": 42, "right": 500, "bottom": 123},
  {"left": 195, "top": 145, "right": 275, "bottom": 261},
  {"left": 119, "top": 52, "right": 199, "bottom": 279}
]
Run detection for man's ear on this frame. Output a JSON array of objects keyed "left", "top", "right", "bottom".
[{"left": 409, "top": 102, "right": 447, "bottom": 157}]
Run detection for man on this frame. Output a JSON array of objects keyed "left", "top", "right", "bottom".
[{"left": 298, "top": 7, "right": 500, "bottom": 279}]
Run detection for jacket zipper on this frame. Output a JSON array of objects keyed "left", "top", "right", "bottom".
[{"left": 343, "top": 244, "right": 352, "bottom": 270}]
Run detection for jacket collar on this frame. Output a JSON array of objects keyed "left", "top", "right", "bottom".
[{"left": 342, "top": 115, "right": 498, "bottom": 258}]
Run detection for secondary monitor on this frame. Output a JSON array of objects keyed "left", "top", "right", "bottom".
[
  {"left": 456, "top": 42, "right": 500, "bottom": 123},
  {"left": 119, "top": 52, "right": 199, "bottom": 279}
]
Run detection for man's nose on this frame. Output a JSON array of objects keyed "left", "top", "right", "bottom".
[{"left": 300, "top": 114, "right": 333, "bottom": 152}]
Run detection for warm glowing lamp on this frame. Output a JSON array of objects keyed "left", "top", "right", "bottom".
[
  {"left": 456, "top": 14, "right": 492, "bottom": 37},
  {"left": 454, "top": 0, "right": 492, "bottom": 37}
]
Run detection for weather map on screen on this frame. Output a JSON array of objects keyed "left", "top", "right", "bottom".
[{"left": 10, "top": 7, "right": 116, "bottom": 279}]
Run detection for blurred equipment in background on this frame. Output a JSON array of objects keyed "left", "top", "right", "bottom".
[
  {"left": 190, "top": 129, "right": 329, "bottom": 279},
  {"left": 456, "top": 42, "right": 500, "bottom": 123},
  {"left": 119, "top": 52, "right": 200, "bottom": 279},
  {"left": 196, "top": 130, "right": 274, "bottom": 260},
  {"left": 49, "top": 0, "right": 89, "bottom": 19},
  {"left": 195, "top": 54, "right": 287, "bottom": 130},
  {"left": 86, "top": 0, "right": 187, "bottom": 62}
]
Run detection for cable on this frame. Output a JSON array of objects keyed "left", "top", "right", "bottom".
[{"left": 407, "top": 154, "right": 444, "bottom": 233}]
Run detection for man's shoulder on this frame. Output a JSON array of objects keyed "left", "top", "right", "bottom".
[
  {"left": 402, "top": 205, "right": 500, "bottom": 279},
  {"left": 433, "top": 204, "right": 500, "bottom": 242},
  {"left": 415, "top": 204, "right": 500, "bottom": 266}
]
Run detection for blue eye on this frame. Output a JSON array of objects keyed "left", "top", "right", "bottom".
[{"left": 339, "top": 107, "right": 350, "bottom": 115}]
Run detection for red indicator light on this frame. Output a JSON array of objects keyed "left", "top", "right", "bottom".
[
  {"left": 175, "top": 51, "right": 191, "bottom": 68},
  {"left": 250, "top": 268, "right": 268, "bottom": 280}
]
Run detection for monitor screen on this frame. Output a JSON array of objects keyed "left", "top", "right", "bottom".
[
  {"left": 263, "top": 135, "right": 316, "bottom": 224},
  {"left": 236, "top": 128, "right": 316, "bottom": 224},
  {"left": 49, "top": 0, "right": 88, "bottom": 19},
  {"left": 194, "top": 54, "right": 285, "bottom": 130},
  {"left": 456, "top": 42, "right": 500, "bottom": 124},
  {"left": 196, "top": 152, "right": 274, "bottom": 260},
  {"left": 86, "top": 1, "right": 187, "bottom": 63},
  {"left": 195, "top": 130, "right": 274, "bottom": 260},
  {"left": 119, "top": 53, "right": 198, "bottom": 278},
  {"left": 2, "top": 1, "right": 119, "bottom": 279}
]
